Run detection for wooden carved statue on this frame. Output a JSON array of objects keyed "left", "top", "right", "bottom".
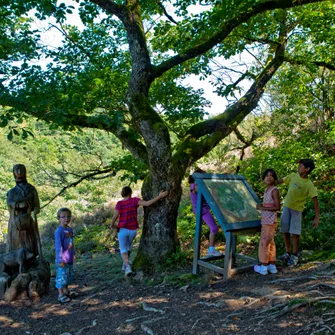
[
  {"left": 1, "top": 164, "right": 49, "bottom": 301},
  {"left": 6, "top": 164, "right": 41, "bottom": 257}
]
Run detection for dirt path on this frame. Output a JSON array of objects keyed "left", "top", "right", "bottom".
[{"left": 1, "top": 254, "right": 335, "bottom": 335}]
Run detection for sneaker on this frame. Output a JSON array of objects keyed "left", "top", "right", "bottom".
[
  {"left": 278, "top": 252, "right": 291, "bottom": 262},
  {"left": 254, "top": 264, "right": 268, "bottom": 275},
  {"left": 287, "top": 254, "right": 299, "bottom": 267},
  {"left": 267, "top": 264, "right": 278, "bottom": 274},
  {"left": 125, "top": 265, "right": 133, "bottom": 276},
  {"left": 207, "top": 248, "right": 222, "bottom": 257},
  {"left": 122, "top": 260, "right": 132, "bottom": 270}
]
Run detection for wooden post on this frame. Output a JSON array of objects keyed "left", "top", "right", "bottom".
[
  {"left": 231, "top": 234, "right": 237, "bottom": 267},
  {"left": 34, "top": 213, "right": 43, "bottom": 263},
  {"left": 223, "top": 232, "right": 233, "bottom": 279}
]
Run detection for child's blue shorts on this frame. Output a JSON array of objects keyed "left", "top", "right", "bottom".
[{"left": 55, "top": 263, "right": 74, "bottom": 289}]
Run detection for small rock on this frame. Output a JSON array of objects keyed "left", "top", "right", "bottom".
[
  {"left": 134, "top": 271, "right": 144, "bottom": 281},
  {"left": 179, "top": 285, "right": 189, "bottom": 292}
]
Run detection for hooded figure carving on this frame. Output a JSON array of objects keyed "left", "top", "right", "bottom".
[{"left": 6, "top": 164, "right": 40, "bottom": 256}]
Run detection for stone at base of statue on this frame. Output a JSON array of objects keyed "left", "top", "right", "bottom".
[
  {"left": 0, "top": 272, "right": 11, "bottom": 299},
  {"left": 3, "top": 260, "right": 50, "bottom": 302},
  {"left": 4, "top": 272, "right": 31, "bottom": 301},
  {"left": 28, "top": 261, "right": 51, "bottom": 299}
]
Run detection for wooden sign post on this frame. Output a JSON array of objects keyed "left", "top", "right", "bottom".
[{"left": 192, "top": 173, "right": 261, "bottom": 279}]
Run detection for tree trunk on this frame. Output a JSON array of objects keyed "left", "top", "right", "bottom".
[{"left": 135, "top": 172, "right": 183, "bottom": 270}]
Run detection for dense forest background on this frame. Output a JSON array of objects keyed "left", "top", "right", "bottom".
[
  {"left": 0, "top": 93, "right": 334, "bottom": 265},
  {"left": 1, "top": 0, "right": 335, "bottom": 267}
]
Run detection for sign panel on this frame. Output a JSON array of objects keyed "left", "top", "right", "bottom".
[
  {"left": 194, "top": 173, "right": 261, "bottom": 232},
  {"left": 192, "top": 173, "right": 261, "bottom": 278},
  {"left": 203, "top": 179, "right": 260, "bottom": 223}
]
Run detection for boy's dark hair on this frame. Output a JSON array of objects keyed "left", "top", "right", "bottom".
[
  {"left": 188, "top": 168, "right": 207, "bottom": 184},
  {"left": 57, "top": 207, "right": 72, "bottom": 218},
  {"left": 299, "top": 159, "right": 315, "bottom": 174},
  {"left": 121, "top": 186, "right": 132, "bottom": 197},
  {"left": 262, "top": 168, "right": 278, "bottom": 181}
]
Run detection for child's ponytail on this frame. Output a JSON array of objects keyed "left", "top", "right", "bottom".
[{"left": 188, "top": 168, "right": 207, "bottom": 184}]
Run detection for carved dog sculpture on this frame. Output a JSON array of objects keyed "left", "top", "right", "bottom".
[{"left": 0, "top": 248, "right": 34, "bottom": 274}]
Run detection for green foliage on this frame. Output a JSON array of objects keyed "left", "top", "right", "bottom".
[
  {"left": 300, "top": 192, "right": 335, "bottom": 251},
  {"left": 1, "top": 0, "right": 335, "bottom": 268},
  {"left": 74, "top": 224, "right": 109, "bottom": 254},
  {"left": 165, "top": 247, "right": 192, "bottom": 267},
  {"left": 177, "top": 203, "right": 196, "bottom": 243},
  {"left": 0, "top": 119, "right": 146, "bottom": 244}
]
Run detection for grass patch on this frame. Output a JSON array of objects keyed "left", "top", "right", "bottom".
[{"left": 163, "top": 273, "right": 204, "bottom": 287}]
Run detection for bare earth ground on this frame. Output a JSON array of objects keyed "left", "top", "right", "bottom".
[{"left": 1, "top": 252, "right": 335, "bottom": 335}]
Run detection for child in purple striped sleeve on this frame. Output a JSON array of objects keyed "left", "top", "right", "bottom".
[
  {"left": 188, "top": 169, "right": 221, "bottom": 257},
  {"left": 55, "top": 207, "right": 78, "bottom": 303}
]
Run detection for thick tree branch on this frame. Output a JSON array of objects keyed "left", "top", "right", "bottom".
[
  {"left": 152, "top": 0, "right": 324, "bottom": 78},
  {"left": 284, "top": 57, "right": 335, "bottom": 71},
  {"left": 173, "top": 41, "right": 286, "bottom": 167},
  {"left": 66, "top": 1, "right": 153, "bottom": 89},
  {"left": 89, "top": 0, "right": 126, "bottom": 19},
  {"left": 190, "top": 45, "right": 285, "bottom": 139}
]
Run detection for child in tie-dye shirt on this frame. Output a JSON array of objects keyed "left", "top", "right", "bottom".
[{"left": 254, "top": 169, "right": 281, "bottom": 276}]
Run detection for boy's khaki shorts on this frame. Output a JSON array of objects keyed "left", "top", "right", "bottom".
[{"left": 280, "top": 206, "right": 302, "bottom": 235}]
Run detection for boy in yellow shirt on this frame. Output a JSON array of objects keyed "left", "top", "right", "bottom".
[{"left": 277, "top": 159, "right": 320, "bottom": 266}]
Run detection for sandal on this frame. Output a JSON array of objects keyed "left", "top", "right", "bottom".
[
  {"left": 58, "top": 294, "right": 71, "bottom": 303},
  {"left": 67, "top": 289, "right": 79, "bottom": 298}
]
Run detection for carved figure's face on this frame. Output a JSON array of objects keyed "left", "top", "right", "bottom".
[{"left": 14, "top": 172, "right": 26, "bottom": 184}]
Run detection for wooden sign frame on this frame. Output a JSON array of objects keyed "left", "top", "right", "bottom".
[{"left": 192, "top": 173, "right": 261, "bottom": 279}]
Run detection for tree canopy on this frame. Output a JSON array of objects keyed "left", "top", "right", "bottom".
[{"left": 1, "top": 0, "right": 334, "bottom": 267}]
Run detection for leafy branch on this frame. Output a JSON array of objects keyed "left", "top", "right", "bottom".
[
  {"left": 152, "top": 0, "right": 324, "bottom": 78},
  {"left": 154, "top": 0, "right": 178, "bottom": 24},
  {"left": 284, "top": 57, "right": 335, "bottom": 71},
  {"left": 176, "top": 41, "right": 286, "bottom": 165}
]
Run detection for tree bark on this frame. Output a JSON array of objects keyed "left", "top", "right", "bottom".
[{"left": 135, "top": 168, "right": 184, "bottom": 269}]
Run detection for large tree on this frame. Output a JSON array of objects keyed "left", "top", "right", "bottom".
[{"left": 0, "top": 0, "right": 334, "bottom": 267}]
